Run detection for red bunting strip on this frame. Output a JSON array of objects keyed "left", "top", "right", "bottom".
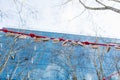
[
  {"left": 102, "top": 71, "right": 120, "bottom": 80},
  {"left": 0, "top": 28, "right": 119, "bottom": 47}
]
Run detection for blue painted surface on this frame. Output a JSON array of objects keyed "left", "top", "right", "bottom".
[{"left": 0, "top": 28, "right": 120, "bottom": 80}]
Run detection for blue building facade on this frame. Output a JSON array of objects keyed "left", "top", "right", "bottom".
[{"left": 0, "top": 28, "right": 120, "bottom": 80}]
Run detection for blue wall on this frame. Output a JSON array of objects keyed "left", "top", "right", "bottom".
[{"left": 0, "top": 28, "right": 120, "bottom": 80}]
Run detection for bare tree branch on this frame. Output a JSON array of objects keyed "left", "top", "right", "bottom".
[
  {"left": 79, "top": 0, "right": 120, "bottom": 14},
  {"left": 109, "top": 0, "right": 120, "bottom": 3},
  {"left": 79, "top": 0, "right": 108, "bottom": 10},
  {"left": 95, "top": 0, "right": 107, "bottom": 6},
  {"left": 0, "top": 37, "right": 18, "bottom": 73}
]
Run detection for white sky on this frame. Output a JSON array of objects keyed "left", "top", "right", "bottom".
[{"left": 0, "top": 0, "right": 120, "bottom": 39}]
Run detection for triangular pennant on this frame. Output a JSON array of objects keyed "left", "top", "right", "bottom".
[
  {"left": 77, "top": 42, "right": 85, "bottom": 47},
  {"left": 115, "top": 46, "right": 120, "bottom": 50},
  {"left": 42, "top": 38, "right": 50, "bottom": 42},
  {"left": 106, "top": 45, "right": 111, "bottom": 52},
  {"left": 17, "top": 35, "right": 28, "bottom": 39},
  {"left": 52, "top": 38, "right": 60, "bottom": 43},
  {"left": 62, "top": 40, "right": 69, "bottom": 46},
  {"left": 71, "top": 41, "right": 78, "bottom": 46},
  {"left": 34, "top": 37, "right": 41, "bottom": 42},
  {"left": 6, "top": 33, "right": 16, "bottom": 37},
  {"left": 91, "top": 45, "right": 99, "bottom": 49}
]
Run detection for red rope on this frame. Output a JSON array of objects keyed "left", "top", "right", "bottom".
[
  {"left": 103, "top": 72, "right": 120, "bottom": 80},
  {"left": 0, "top": 28, "right": 119, "bottom": 47}
]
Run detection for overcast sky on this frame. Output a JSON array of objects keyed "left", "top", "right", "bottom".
[{"left": 0, "top": 0, "right": 120, "bottom": 39}]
